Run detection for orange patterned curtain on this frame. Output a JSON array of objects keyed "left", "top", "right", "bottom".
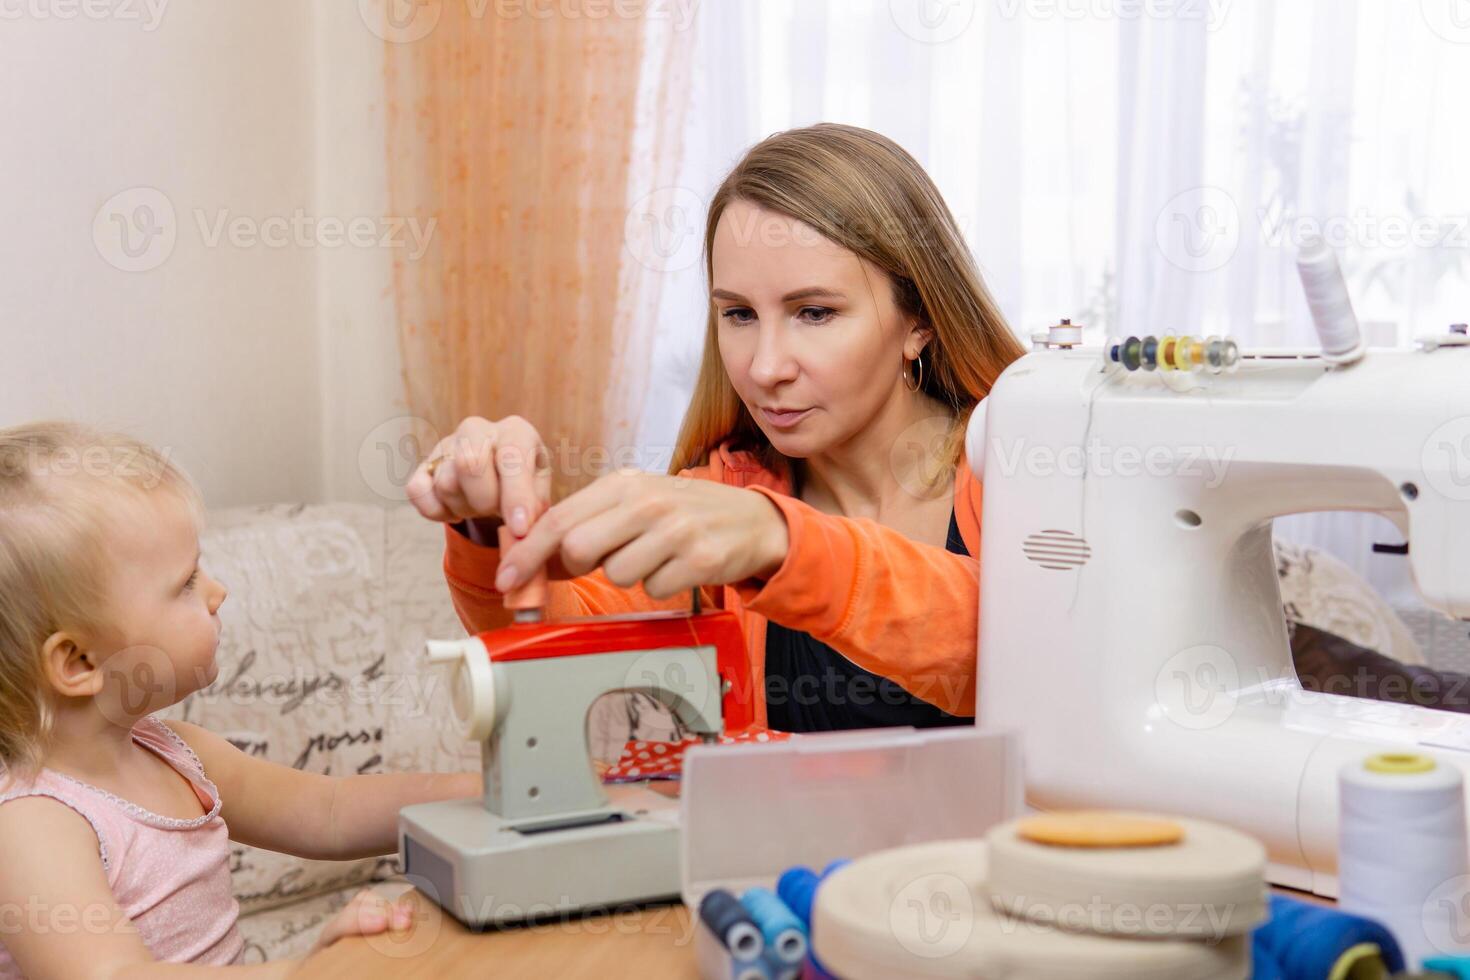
[{"left": 381, "top": 2, "right": 691, "bottom": 500}]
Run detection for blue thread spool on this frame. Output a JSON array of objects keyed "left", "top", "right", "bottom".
[
  {"left": 776, "top": 867, "right": 819, "bottom": 928},
  {"left": 741, "top": 887, "right": 808, "bottom": 965},
  {"left": 1251, "top": 894, "right": 1404, "bottom": 980},
  {"left": 1423, "top": 958, "right": 1470, "bottom": 979},
  {"left": 700, "top": 888, "right": 765, "bottom": 961}
]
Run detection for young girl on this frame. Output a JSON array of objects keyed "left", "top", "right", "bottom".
[
  {"left": 0, "top": 422, "right": 480, "bottom": 977},
  {"left": 410, "top": 123, "right": 1027, "bottom": 733}
]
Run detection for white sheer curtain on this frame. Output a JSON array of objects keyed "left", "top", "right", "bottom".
[{"left": 632, "top": 0, "right": 1470, "bottom": 586}]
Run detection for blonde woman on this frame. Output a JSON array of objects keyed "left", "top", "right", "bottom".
[{"left": 409, "top": 123, "right": 1026, "bottom": 732}]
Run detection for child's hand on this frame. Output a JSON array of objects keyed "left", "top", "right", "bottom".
[{"left": 311, "top": 888, "right": 416, "bottom": 953}]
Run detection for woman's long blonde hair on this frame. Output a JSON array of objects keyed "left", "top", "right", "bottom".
[
  {"left": 668, "top": 123, "right": 1026, "bottom": 476},
  {"left": 0, "top": 421, "right": 200, "bottom": 776}
]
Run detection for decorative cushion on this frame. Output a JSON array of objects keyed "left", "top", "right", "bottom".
[{"left": 1275, "top": 540, "right": 1426, "bottom": 667}]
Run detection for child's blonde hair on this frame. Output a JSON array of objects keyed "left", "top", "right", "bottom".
[{"left": 0, "top": 421, "right": 200, "bottom": 775}]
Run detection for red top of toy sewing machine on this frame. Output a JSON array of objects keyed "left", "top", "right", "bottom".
[{"left": 474, "top": 610, "right": 755, "bottom": 731}]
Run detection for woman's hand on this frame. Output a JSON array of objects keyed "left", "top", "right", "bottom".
[
  {"left": 405, "top": 415, "right": 551, "bottom": 536},
  {"left": 496, "top": 470, "right": 791, "bottom": 599},
  {"left": 310, "top": 888, "right": 416, "bottom": 954}
]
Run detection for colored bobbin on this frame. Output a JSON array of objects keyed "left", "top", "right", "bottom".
[
  {"left": 1121, "top": 336, "right": 1143, "bottom": 370},
  {"left": 776, "top": 867, "right": 820, "bottom": 928},
  {"left": 700, "top": 889, "right": 765, "bottom": 960},
  {"left": 1141, "top": 335, "right": 1160, "bottom": 370},
  {"left": 740, "top": 887, "right": 808, "bottom": 965},
  {"left": 1104, "top": 333, "right": 1239, "bottom": 374},
  {"left": 1159, "top": 335, "right": 1179, "bottom": 370}
]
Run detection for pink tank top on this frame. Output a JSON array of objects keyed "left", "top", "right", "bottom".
[{"left": 0, "top": 716, "right": 244, "bottom": 975}]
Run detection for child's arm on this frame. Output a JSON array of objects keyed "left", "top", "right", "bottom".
[
  {"left": 0, "top": 797, "right": 297, "bottom": 978},
  {"left": 165, "top": 721, "right": 481, "bottom": 861}
]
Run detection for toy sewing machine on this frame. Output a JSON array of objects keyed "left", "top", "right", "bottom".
[
  {"left": 400, "top": 526, "right": 752, "bottom": 927},
  {"left": 970, "top": 237, "right": 1470, "bottom": 896}
]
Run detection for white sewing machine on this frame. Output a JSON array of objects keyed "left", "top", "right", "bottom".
[{"left": 970, "top": 246, "right": 1470, "bottom": 896}]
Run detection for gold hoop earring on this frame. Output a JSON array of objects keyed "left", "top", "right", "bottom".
[{"left": 904, "top": 354, "right": 923, "bottom": 392}]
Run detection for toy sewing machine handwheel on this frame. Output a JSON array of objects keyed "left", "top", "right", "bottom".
[{"left": 424, "top": 637, "right": 496, "bottom": 740}]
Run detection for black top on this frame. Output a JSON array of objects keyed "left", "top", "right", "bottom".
[{"left": 763, "top": 507, "right": 973, "bottom": 732}]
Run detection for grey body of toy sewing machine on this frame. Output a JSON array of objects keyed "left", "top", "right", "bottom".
[{"left": 400, "top": 605, "right": 752, "bottom": 926}]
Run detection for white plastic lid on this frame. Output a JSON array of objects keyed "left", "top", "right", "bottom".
[{"left": 679, "top": 726, "right": 1022, "bottom": 906}]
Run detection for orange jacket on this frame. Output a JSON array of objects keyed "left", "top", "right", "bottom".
[{"left": 441, "top": 441, "right": 983, "bottom": 727}]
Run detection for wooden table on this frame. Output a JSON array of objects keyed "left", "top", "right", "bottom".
[
  {"left": 297, "top": 889, "right": 700, "bottom": 979},
  {"left": 298, "top": 882, "right": 1333, "bottom": 978}
]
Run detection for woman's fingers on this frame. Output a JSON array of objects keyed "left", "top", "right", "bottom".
[
  {"left": 450, "top": 419, "right": 501, "bottom": 518},
  {"left": 599, "top": 512, "right": 690, "bottom": 589},
  {"left": 497, "top": 475, "right": 627, "bottom": 590},
  {"left": 494, "top": 416, "right": 549, "bottom": 536},
  {"left": 432, "top": 456, "right": 477, "bottom": 521},
  {"left": 551, "top": 498, "right": 667, "bottom": 579},
  {"left": 405, "top": 435, "right": 455, "bottom": 521},
  {"left": 641, "top": 557, "right": 702, "bottom": 601},
  {"left": 406, "top": 418, "right": 505, "bottom": 523},
  {"left": 406, "top": 415, "right": 551, "bottom": 530}
]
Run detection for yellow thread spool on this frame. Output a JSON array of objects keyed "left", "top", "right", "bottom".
[{"left": 1363, "top": 753, "right": 1436, "bottom": 775}]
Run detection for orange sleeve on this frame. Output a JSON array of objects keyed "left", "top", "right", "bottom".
[{"left": 731, "top": 486, "right": 979, "bottom": 717}]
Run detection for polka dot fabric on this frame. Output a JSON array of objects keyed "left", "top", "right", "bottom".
[{"left": 601, "top": 729, "right": 791, "bottom": 782}]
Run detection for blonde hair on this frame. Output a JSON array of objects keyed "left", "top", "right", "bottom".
[
  {"left": 0, "top": 422, "right": 200, "bottom": 775},
  {"left": 668, "top": 123, "right": 1027, "bottom": 476}
]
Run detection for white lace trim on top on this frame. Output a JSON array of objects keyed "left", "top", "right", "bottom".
[{"left": 45, "top": 718, "right": 223, "bottom": 831}]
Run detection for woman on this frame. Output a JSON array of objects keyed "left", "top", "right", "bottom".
[{"left": 407, "top": 123, "right": 1026, "bottom": 732}]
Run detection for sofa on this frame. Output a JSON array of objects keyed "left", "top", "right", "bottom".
[{"left": 171, "top": 503, "right": 1450, "bottom": 963}]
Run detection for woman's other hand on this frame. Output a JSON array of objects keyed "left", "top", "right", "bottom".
[{"left": 405, "top": 415, "right": 551, "bottom": 536}]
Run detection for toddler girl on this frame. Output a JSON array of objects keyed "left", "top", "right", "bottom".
[{"left": 0, "top": 422, "right": 480, "bottom": 977}]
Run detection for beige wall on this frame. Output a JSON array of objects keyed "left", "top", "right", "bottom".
[{"left": 0, "top": 1, "right": 409, "bottom": 508}]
